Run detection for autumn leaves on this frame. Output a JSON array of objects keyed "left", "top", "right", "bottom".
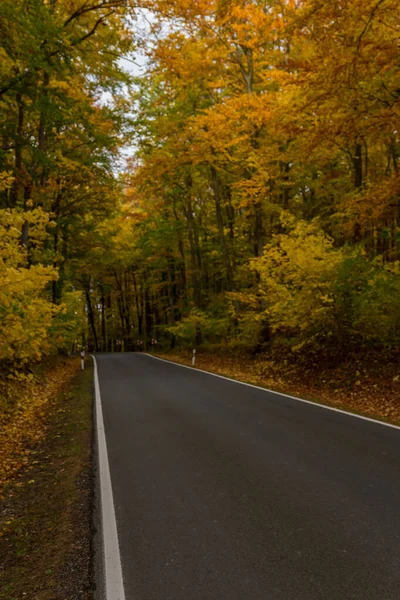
[
  {"left": 1, "top": 0, "right": 400, "bottom": 359},
  {"left": 121, "top": 0, "right": 400, "bottom": 351},
  {"left": 0, "top": 0, "right": 132, "bottom": 363}
]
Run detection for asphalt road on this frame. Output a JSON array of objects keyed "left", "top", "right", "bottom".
[{"left": 96, "top": 353, "right": 400, "bottom": 600}]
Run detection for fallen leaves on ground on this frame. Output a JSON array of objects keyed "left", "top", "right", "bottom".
[
  {"left": 0, "top": 358, "right": 81, "bottom": 499},
  {"left": 0, "top": 358, "right": 93, "bottom": 600}
]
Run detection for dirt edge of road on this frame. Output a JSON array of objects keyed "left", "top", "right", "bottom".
[{"left": 0, "top": 358, "right": 94, "bottom": 600}]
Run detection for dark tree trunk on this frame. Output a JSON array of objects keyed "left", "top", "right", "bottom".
[
  {"left": 85, "top": 286, "right": 99, "bottom": 352},
  {"left": 172, "top": 199, "right": 188, "bottom": 307},
  {"left": 353, "top": 143, "right": 363, "bottom": 189},
  {"left": 353, "top": 143, "right": 363, "bottom": 242},
  {"left": 132, "top": 270, "right": 143, "bottom": 337},
  {"left": 11, "top": 93, "right": 24, "bottom": 207},
  {"left": 186, "top": 197, "right": 202, "bottom": 307},
  {"left": 254, "top": 200, "right": 264, "bottom": 257},
  {"left": 210, "top": 166, "right": 234, "bottom": 291},
  {"left": 101, "top": 289, "right": 107, "bottom": 351}
]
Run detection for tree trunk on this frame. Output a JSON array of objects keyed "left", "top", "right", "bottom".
[
  {"left": 353, "top": 143, "right": 363, "bottom": 189},
  {"left": 353, "top": 143, "right": 363, "bottom": 242},
  {"left": 132, "top": 269, "right": 143, "bottom": 337},
  {"left": 101, "top": 289, "right": 107, "bottom": 351},
  {"left": 85, "top": 285, "right": 99, "bottom": 352},
  {"left": 186, "top": 197, "right": 202, "bottom": 307},
  {"left": 11, "top": 93, "right": 24, "bottom": 207},
  {"left": 210, "top": 166, "right": 234, "bottom": 291},
  {"left": 254, "top": 200, "right": 264, "bottom": 257}
]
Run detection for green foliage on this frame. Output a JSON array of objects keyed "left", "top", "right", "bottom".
[
  {"left": 167, "top": 308, "right": 231, "bottom": 346},
  {"left": 112, "top": 0, "right": 400, "bottom": 358},
  {"left": 339, "top": 259, "right": 400, "bottom": 347},
  {"left": 2, "top": 0, "right": 400, "bottom": 362},
  {"left": 50, "top": 290, "right": 86, "bottom": 353},
  {"left": 0, "top": 0, "right": 134, "bottom": 366}
]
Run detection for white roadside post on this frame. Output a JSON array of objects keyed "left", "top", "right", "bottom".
[
  {"left": 80, "top": 349, "right": 85, "bottom": 371},
  {"left": 192, "top": 348, "right": 196, "bottom": 367}
]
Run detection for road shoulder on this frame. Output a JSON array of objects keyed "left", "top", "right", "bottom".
[{"left": 0, "top": 358, "right": 94, "bottom": 600}]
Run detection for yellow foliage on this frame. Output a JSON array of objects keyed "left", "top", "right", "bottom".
[
  {"left": 252, "top": 216, "right": 345, "bottom": 342},
  {"left": 0, "top": 209, "right": 59, "bottom": 363},
  {"left": 0, "top": 171, "right": 14, "bottom": 192}
]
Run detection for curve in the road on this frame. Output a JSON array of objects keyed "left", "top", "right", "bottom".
[{"left": 94, "top": 352, "right": 400, "bottom": 600}]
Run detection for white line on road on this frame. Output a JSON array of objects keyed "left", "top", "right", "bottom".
[
  {"left": 144, "top": 353, "right": 400, "bottom": 432},
  {"left": 92, "top": 356, "right": 126, "bottom": 600}
]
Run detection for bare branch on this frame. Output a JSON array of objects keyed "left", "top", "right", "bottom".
[
  {"left": 71, "top": 11, "right": 115, "bottom": 46},
  {"left": 355, "top": 0, "right": 387, "bottom": 56},
  {"left": 63, "top": 0, "right": 125, "bottom": 28}
]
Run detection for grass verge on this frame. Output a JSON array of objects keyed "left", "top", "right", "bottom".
[
  {"left": 0, "top": 357, "right": 94, "bottom": 600},
  {"left": 156, "top": 348, "right": 400, "bottom": 426}
]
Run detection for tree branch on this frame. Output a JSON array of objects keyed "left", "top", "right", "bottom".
[
  {"left": 71, "top": 11, "right": 115, "bottom": 46},
  {"left": 63, "top": 0, "right": 125, "bottom": 28}
]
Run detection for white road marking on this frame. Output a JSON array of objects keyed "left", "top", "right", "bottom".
[
  {"left": 144, "top": 353, "right": 400, "bottom": 432},
  {"left": 92, "top": 356, "right": 126, "bottom": 600}
]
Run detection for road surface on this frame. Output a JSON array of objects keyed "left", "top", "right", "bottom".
[{"left": 95, "top": 353, "right": 400, "bottom": 600}]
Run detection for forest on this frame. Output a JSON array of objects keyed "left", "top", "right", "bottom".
[
  {"left": 1, "top": 0, "right": 400, "bottom": 364},
  {"left": 2, "top": 4, "right": 400, "bottom": 595}
]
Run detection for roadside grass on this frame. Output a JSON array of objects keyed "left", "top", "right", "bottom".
[
  {"left": 156, "top": 348, "right": 400, "bottom": 427},
  {"left": 0, "top": 358, "right": 93, "bottom": 600}
]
